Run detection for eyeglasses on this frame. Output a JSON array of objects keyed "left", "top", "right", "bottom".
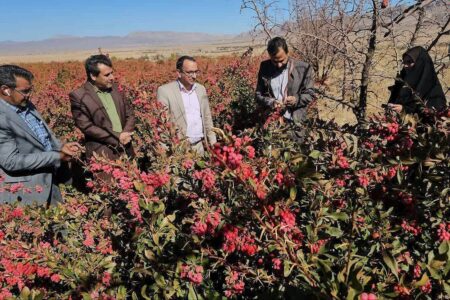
[
  {"left": 182, "top": 70, "right": 201, "bottom": 77},
  {"left": 14, "top": 86, "right": 34, "bottom": 97},
  {"left": 402, "top": 58, "right": 414, "bottom": 66}
]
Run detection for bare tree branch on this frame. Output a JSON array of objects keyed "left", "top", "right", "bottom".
[
  {"left": 241, "top": 0, "right": 278, "bottom": 39},
  {"left": 409, "top": 7, "right": 425, "bottom": 47},
  {"left": 426, "top": 15, "right": 450, "bottom": 51},
  {"left": 383, "top": 0, "right": 435, "bottom": 37}
]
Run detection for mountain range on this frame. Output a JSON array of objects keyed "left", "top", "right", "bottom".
[{"left": 0, "top": 31, "right": 241, "bottom": 55}]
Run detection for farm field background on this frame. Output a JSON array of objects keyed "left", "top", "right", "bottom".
[
  {"left": 18, "top": 44, "right": 449, "bottom": 128},
  {"left": 0, "top": 48, "right": 448, "bottom": 299}
]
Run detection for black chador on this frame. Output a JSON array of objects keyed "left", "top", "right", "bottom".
[{"left": 388, "top": 46, "right": 446, "bottom": 114}]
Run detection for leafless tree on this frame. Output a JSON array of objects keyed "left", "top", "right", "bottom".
[{"left": 242, "top": 0, "right": 449, "bottom": 124}]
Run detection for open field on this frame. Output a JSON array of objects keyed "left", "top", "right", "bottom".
[
  {"left": 0, "top": 39, "right": 267, "bottom": 64},
  {"left": 1, "top": 39, "right": 448, "bottom": 126}
]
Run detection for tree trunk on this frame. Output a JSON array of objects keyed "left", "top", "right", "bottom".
[{"left": 358, "top": 0, "right": 378, "bottom": 123}]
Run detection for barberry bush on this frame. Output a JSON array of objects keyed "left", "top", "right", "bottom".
[{"left": 0, "top": 56, "right": 448, "bottom": 299}]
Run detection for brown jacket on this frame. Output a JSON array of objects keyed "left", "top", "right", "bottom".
[
  {"left": 70, "top": 82, "right": 135, "bottom": 160},
  {"left": 256, "top": 58, "right": 315, "bottom": 124}
]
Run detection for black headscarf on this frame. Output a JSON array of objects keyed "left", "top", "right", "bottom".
[{"left": 388, "top": 46, "right": 447, "bottom": 113}]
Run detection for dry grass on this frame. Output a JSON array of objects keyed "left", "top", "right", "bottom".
[{"left": 0, "top": 40, "right": 266, "bottom": 64}]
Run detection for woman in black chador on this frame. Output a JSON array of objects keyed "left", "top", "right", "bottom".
[{"left": 388, "top": 46, "right": 447, "bottom": 114}]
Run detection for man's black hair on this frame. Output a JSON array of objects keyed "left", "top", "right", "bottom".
[
  {"left": 85, "top": 54, "right": 113, "bottom": 81},
  {"left": 0, "top": 65, "right": 34, "bottom": 88},
  {"left": 176, "top": 56, "right": 196, "bottom": 71},
  {"left": 267, "top": 37, "right": 289, "bottom": 56}
]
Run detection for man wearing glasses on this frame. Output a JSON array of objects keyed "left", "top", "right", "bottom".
[
  {"left": 0, "top": 65, "right": 83, "bottom": 206},
  {"left": 157, "top": 56, "right": 216, "bottom": 154}
]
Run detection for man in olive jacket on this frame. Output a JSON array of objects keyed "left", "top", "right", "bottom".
[
  {"left": 70, "top": 55, "right": 135, "bottom": 160},
  {"left": 256, "top": 37, "right": 315, "bottom": 125}
]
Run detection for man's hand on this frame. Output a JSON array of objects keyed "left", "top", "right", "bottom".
[
  {"left": 388, "top": 103, "right": 403, "bottom": 113},
  {"left": 284, "top": 96, "right": 297, "bottom": 107},
  {"left": 119, "top": 132, "right": 134, "bottom": 145},
  {"left": 60, "top": 142, "right": 84, "bottom": 161},
  {"left": 272, "top": 97, "right": 285, "bottom": 110}
]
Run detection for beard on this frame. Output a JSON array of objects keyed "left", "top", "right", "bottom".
[{"left": 19, "top": 97, "right": 30, "bottom": 107}]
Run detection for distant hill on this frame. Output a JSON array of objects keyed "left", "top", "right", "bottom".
[
  {"left": 1, "top": 1, "right": 446, "bottom": 59},
  {"left": 0, "top": 31, "right": 241, "bottom": 55}
]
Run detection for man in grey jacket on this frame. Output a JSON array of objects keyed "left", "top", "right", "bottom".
[
  {"left": 256, "top": 37, "right": 315, "bottom": 126},
  {"left": 157, "top": 56, "right": 216, "bottom": 155},
  {"left": 0, "top": 65, "right": 82, "bottom": 207}
]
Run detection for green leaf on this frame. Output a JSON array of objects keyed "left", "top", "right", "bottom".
[
  {"left": 309, "top": 150, "right": 321, "bottom": 159},
  {"left": 427, "top": 264, "right": 441, "bottom": 280},
  {"left": 356, "top": 187, "right": 365, "bottom": 195},
  {"left": 196, "top": 161, "right": 206, "bottom": 169},
  {"left": 154, "top": 272, "right": 166, "bottom": 287},
  {"left": 326, "top": 226, "right": 343, "bottom": 238},
  {"left": 414, "top": 273, "right": 429, "bottom": 287},
  {"left": 444, "top": 282, "right": 450, "bottom": 295},
  {"left": 144, "top": 250, "right": 156, "bottom": 261},
  {"left": 188, "top": 284, "right": 199, "bottom": 300},
  {"left": 346, "top": 287, "right": 357, "bottom": 300},
  {"left": 329, "top": 212, "right": 349, "bottom": 221},
  {"left": 382, "top": 251, "right": 399, "bottom": 280},
  {"left": 117, "top": 286, "right": 128, "bottom": 300},
  {"left": 396, "top": 168, "right": 403, "bottom": 184},
  {"left": 140, "top": 285, "right": 152, "bottom": 300},
  {"left": 289, "top": 186, "right": 297, "bottom": 200},
  {"left": 317, "top": 259, "right": 332, "bottom": 273},
  {"left": 430, "top": 258, "right": 446, "bottom": 270},
  {"left": 31, "top": 290, "right": 44, "bottom": 300},
  {"left": 337, "top": 269, "right": 346, "bottom": 284},
  {"left": 283, "top": 260, "right": 292, "bottom": 277},
  {"left": 20, "top": 287, "right": 30, "bottom": 299},
  {"left": 134, "top": 181, "right": 145, "bottom": 192},
  {"left": 82, "top": 293, "right": 92, "bottom": 300},
  {"left": 438, "top": 241, "right": 449, "bottom": 255}
]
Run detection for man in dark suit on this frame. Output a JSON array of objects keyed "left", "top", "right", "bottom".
[
  {"left": 70, "top": 55, "right": 135, "bottom": 160},
  {"left": 255, "top": 37, "right": 315, "bottom": 125},
  {"left": 0, "top": 65, "right": 82, "bottom": 206}
]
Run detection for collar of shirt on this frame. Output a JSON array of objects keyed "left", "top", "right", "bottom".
[
  {"left": 177, "top": 80, "right": 196, "bottom": 94},
  {"left": 0, "top": 98, "right": 29, "bottom": 114},
  {"left": 90, "top": 82, "right": 112, "bottom": 94}
]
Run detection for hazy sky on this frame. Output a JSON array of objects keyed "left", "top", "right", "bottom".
[{"left": 0, "top": 0, "right": 289, "bottom": 42}]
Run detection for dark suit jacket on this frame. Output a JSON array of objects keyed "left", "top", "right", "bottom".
[
  {"left": 255, "top": 58, "right": 315, "bottom": 124},
  {"left": 70, "top": 82, "right": 135, "bottom": 160}
]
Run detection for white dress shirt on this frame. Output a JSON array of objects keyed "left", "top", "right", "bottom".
[
  {"left": 178, "top": 81, "right": 204, "bottom": 143},
  {"left": 271, "top": 67, "right": 292, "bottom": 120}
]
